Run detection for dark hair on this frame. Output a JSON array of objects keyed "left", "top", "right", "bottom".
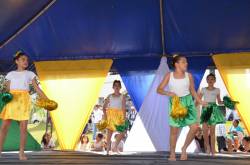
[
  {"left": 97, "top": 133, "right": 104, "bottom": 139},
  {"left": 243, "top": 136, "right": 250, "bottom": 142},
  {"left": 13, "top": 51, "right": 27, "bottom": 61},
  {"left": 206, "top": 73, "right": 216, "bottom": 80},
  {"left": 113, "top": 80, "right": 121, "bottom": 87},
  {"left": 172, "top": 54, "right": 186, "bottom": 68},
  {"left": 41, "top": 133, "right": 49, "bottom": 146},
  {"left": 80, "top": 134, "right": 89, "bottom": 144},
  {"left": 234, "top": 119, "right": 240, "bottom": 125},
  {"left": 114, "top": 134, "right": 119, "bottom": 138}
]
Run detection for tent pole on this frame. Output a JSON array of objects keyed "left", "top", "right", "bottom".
[{"left": 160, "top": 0, "right": 166, "bottom": 56}]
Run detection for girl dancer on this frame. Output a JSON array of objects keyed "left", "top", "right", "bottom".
[
  {"left": 103, "top": 80, "right": 126, "bottom": 155},
  {"left": 157, "top": 55, "right": 206, "bottom": 161},
  {"left": 199, "top": 73, "right": 224, "bottom": 155},
  {"left": 0, "top": 51, "right": 48, "bottom": 160}
]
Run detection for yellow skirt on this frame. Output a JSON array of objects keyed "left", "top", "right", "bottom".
[
  {"left": 106, "top": 108, "right": 124, "bottom": 131},
  {"left": 0, "top": 90, "right": 31, "bottom": 121}
]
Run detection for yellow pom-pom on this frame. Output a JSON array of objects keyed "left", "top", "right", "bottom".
[
  {"left": 96, "top": 119, "right": 108, "bottom": 131},
  {"left": 36, "top": 98, "right": 58, "bottom": 111},
  {"left": 170, "top": 96, "right": 187, "bottom": 119}
]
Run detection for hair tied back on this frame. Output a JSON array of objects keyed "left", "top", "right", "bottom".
[
  {"left": 14, "top": 51, "right": 22, "bottom": 58},
  {"left": 173, "top": 54, "right": 179, "bottom": 58}
]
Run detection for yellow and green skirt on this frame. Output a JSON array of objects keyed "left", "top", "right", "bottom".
[
  {"left": 0, "top": 90, "right": 31, "bottom": 121},
  {"left": 169, "top": 95, "right": 197, "bottom": 128},
  {"left": 106, "top": 108, "right": 124, "bottom": 132},
  {"left": 200, "top": 103, "right": 225, "bottom": 125}
]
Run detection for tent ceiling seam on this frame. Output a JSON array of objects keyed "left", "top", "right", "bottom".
[{"left": 0, "top": 0, "right": 57, "bottom": 49}]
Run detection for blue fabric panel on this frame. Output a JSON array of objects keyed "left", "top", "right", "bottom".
[
  {"left": 114, "top": 57, "right": 160, "bottom": 111},
  {"left": 0, "top": 0, "right": 162, "bottom": 66},
  {"left": 0, "top": 0, "right": 52, "bottom": 45},
  {"left": 164, "top": 0, "right": 250, "bottom": 54}
]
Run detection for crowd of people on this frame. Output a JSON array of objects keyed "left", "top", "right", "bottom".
[
  {"left": 76, "top": 121, "right": 128, "bottom": 154},
  {"left": 76, "top": 132, "right": 124, "bottom": 153},
  {"left": 195, "top": 119, "right": 250, "bottom": 153},
  {"left": 76, "top": 80, "right": 133, "bottom": 154}
]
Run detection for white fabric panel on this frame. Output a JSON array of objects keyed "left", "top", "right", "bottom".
[
  {"left": 124, "top": 57, "right": 197, "bottom": 152},
  {"left": 124, "top": 57, "right": 170, "bottom": 151}
]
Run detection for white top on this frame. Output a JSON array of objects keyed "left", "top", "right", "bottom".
[
  {"left": 6, "top": 70, "right": 36, "bottom": 91},
  {"left": 168, "top": 72, "right": 190, "bottom": 97},
  {"left": 41, "top": 139, "right": 55, "bottom": 149},
  {"left": 216, "top": 124, "right": 227, "bottom": 137},
  {"left": 91, "top": 141, "right": 104, "bottom": 151},
  {"left": 92, "top": 108, "right": 104, "bottom": 124},
  {"left": 108, "top": 94, "right": 123, "bottom": 110},
  {"left": 77, "top": 142, "right": 90, "bottom": 151},
  {"left": 111, "top": 140, "right": 124, "bottom": 152},
  {"left": 201, "top": 87, "right": 220, "bottom": 103}
]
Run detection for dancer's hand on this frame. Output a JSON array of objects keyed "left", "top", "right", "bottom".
[
  {"left": 218, "top": 101, "right": 224, "bottom": 105},
  {"left": 167, "top": 92, "right": 176, "bottom": 97},
  {"left": 200, "top": 101, "right": 207, "bottom": 107},
  {"left": 41, "top": 94, "right": 49, "bottom": 100},
  {"left": 105, "top": 97, "right": 110, "bottom": 104}
]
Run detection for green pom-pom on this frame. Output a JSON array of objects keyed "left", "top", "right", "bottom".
[
  {"left": 115, "top": 120, "right": 130, "bottom": 133},
  {"left": 0, "top": 92, "right": 13, "bottom": 113},
  {"left": 1, "top": 92, "right": 13, "bottom": 103},
  {"left": 223, "top": 96, "right": 239, "bottom": 110}
]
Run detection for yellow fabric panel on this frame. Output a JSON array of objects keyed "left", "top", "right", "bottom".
[
  {"left": 213, "top": 53, "right": 250, "bottom": 134},
  {"left": 35, "top": 59, "right": 112, "bottom": 150}
]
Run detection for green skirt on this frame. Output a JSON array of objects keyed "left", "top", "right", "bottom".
[
  {"left": 200, "top": 103, "right": 225, "bottom": 125},
  {"left": 169, "top": 95, "right": 197, "bottom": 128}
]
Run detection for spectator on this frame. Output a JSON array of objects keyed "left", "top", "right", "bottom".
[
  {"left": 91, "top": 105, "right": 104, "bottom": 140},
  {"left": 91, "top": 133, "right": 104, "bottom": 152},
  {"left": 241, "top": 137, "right": 250, "bottom": 152},
  {"left": 82, "top": 118, "right": 92, "bottom": 134},
  {"left": 216, "top": 123, "right": 228, "bottom": 152},
  {"left": 195, "top": 127, "right": 205, "bottom": 153},
  {"left": 77, "top": 134, "right": 90, "bottom": 151},
  {"left": 111, "top": 134, "right": 124, "bottom": 153},
  {"left": 41, "top": 133, "right": 55, "bottom": 150},
  {"left": 227, "top": 120, "right": 244, "bottom": 152},
  {"left": 127, "top": 107, "right": 137, "bottom": 130}
]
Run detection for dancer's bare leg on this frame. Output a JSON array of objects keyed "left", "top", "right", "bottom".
[
  {"left": 181, "top": 124, "right": 198, "bottom": 160},
  {"left": 169, "top": 126, "right": 179, "bottom": 161},
  {"left": 106, "top": 129, "right": 113, "bottom": 155},
  {"left": 19, "top": 120, "right": 28, "bottom": 160},
  {"left": 210, "top": 125, "right": 216, "bottom": 156},
  {"left": 202, "top": 123, "right": 210, "bottom": 154},
  {"left": 0, "top": 120, "right": 12, "bottom": 156}
]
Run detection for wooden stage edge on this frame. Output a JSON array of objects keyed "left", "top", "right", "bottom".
[{"left": 0, "top": 151, "right": 250, "bottom": 165}]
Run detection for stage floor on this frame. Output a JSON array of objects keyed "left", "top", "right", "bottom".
[{"left": 0, "top": 151, "right": 250, "bottom": 165}]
